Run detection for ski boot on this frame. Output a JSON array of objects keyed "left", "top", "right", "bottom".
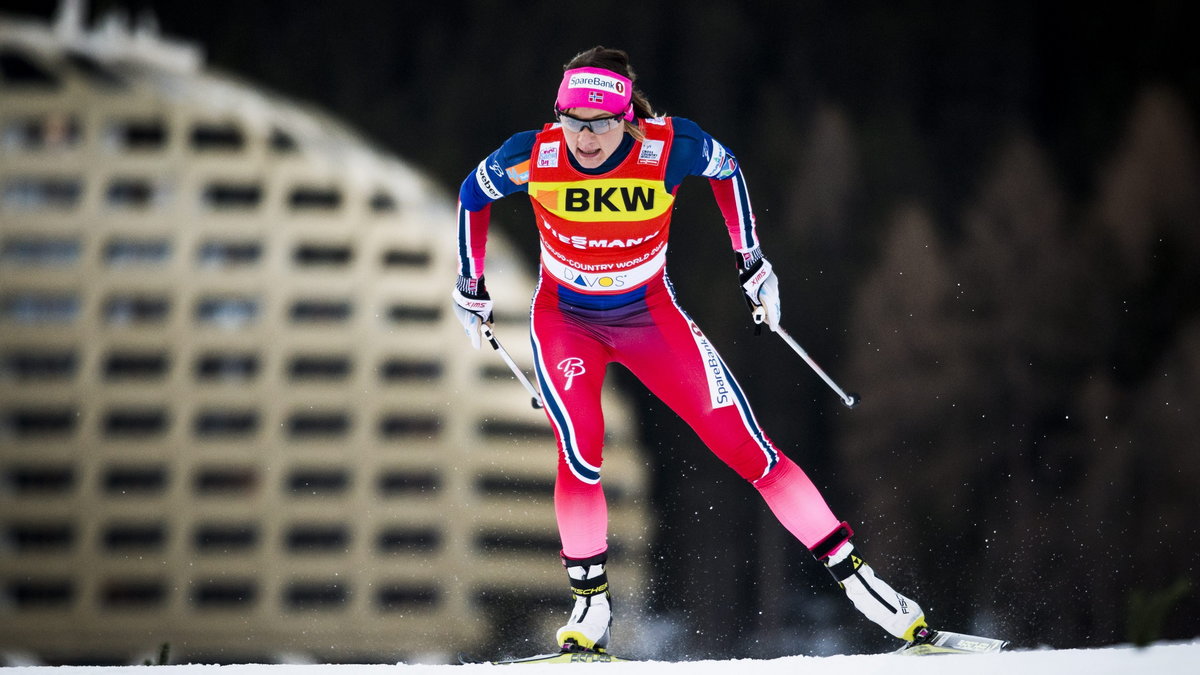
[
  {"left": 555, "top": 552, "right": 612, "bottom": 653},
  {"left": 810, "top": 522, "right": 926, "bottom": 642}
]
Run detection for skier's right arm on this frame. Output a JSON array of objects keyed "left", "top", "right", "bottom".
[{"left": 453, "top": 131, "right": 537, "bottom": 348}]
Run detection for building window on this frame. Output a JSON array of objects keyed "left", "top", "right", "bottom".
[
  {"left": 194, "top": 353, "right": 259, "bottom": 382},
  {"left": 288, "top": 355, "right": 352, "bottom": 381},
  {"left": 375, "top": 528, "right": 440, "bottom": 553},
  {"left": 385, "top": 304, "right": 440, "bottom": 325},
  {"left": 191, "top": 123, "right": 244, "bottom": 152},
  {"left": 479, "top": 419, "right": 555, "bottom": 441},
  {"left": 289, "top": 186, "right": 341, "bottom": 211},
  {"left": 369, "top": 191, "right": 397, "bottom": 213},
  {"left": 378, "top": 414, "right": 441, "bottom": 439},
  {"left": 202, "top": 182, "right": 262, "bottom": 210},
  {"left": 379, "top": 358, "right": 442, "bottom": 382},
  {"left": 0, "top": 350, "right": 78, "bottom": 380},
  {"left": 376, "top": 585, "right": 440, "bottom": 611},
  {"left": 100, "top": 580, "right": 167, "bottom": 609},
  {"left": 5, "top": 523, "right": 74, "bottom": 552},
  {"left": 191, "top": 580, "right": 258, "bottom": 608},
  {"left": 284, "top": 581, "right": 348, "bottom": 610},
  {"left": 193, "top": 467, "right": 258, "bottom": 496},
  {"left": 0, "top": 293, "right": 78, "bottom": 324},
  {"left": 5, "top": 580, "right": 74, "bottom": 609},
  {"left": 269, "top": 128, "right": 297, "bottom": 153},
  {"left": 197, "top": 241, "right": 262, "bottom": 268},
  {"left": 102, "top": 524, "right": 167, "bottom": 552},
  {"left": 377, "top": 471, "right": 440, "bottom": 496},
  {"left": 104, "top": 238, "right": 171, "bottom": 267},
  {"left": 288, "top": 412, "right": 350, "bottom": 438},
  {"left": 1, "top": 408, "right": 77, "bottom": 437},
  {"left": 381, "top": 249, "right": 431, "bottom": 269},
  {"left": 293, "top": 243, "right": 353, "bottom": 267},
  {"left": 1, "top": 177, "right": 82, "bottom": 211},
  {"left": 287, "top": 469, "right": 350, "bottom": 496},
  {"left": 476, "top": 474, "right": 554, "bottom": 498},
  {"left": 103, "top": 119, "right": 167, "bottom": 152},
  {"left": 285, "top": 526, "right": 350, "bottom": 554},
  {"left": 4, "top": 465, "right": 75, "bottom": 495},
  {"left": 474, "top": 530, "right": 561, "bottom": 555},
  {"left": 103, "top": 351, "right": 170, "bottom": 380},
  {"left": 103, "top": 466, "right": 168, "bottom": 496},
  {"left": 0, "top": 238, "right": 81, "bottom": 266},
  {"left": 193, "top": 524, "right": 259, "bottom": 554},
  {"left": 104, "top": 295, "right": 170, "bottom": 326},
  {"left": 106, "top": 177, "right": 171, "bottom": 210},
  {"left": 1, "top": 114, "right": 81, "bottom": 152},
  {"left": 103, "top": 408, "right": 169, "bottom": 438},
  {"left": 289, "top": 299, "right": 352, "bottom": 324},
  {"left": 193, "top": 410, "right": 259, "bottom": 438},
  {"left": 195, "top": 297, "right": 259, "bottom": 329}
]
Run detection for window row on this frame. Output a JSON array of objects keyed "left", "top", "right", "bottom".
[
  {"left": 0, "top": 408, "right": 458, "bottom": 440},
  {"left": 0, "top": 177, "right": 398, "bottom": 213},
  {"left": 0, "top": 407, "right": 549, "bottom": 442},
  {"left": 2, "top": 116, "right": 299, "bottom": 155},
  {"left": 0, "top": 49, "right": 301, "bottom": 156},
  {"left": 3, "top": 465, "right": 442, "bottom": 498},
  {"left": 4, "top": 578, "right": 441, "bottom": 612},
  {"left": 0, "top": 351, "right": 444, "bottom": 383},
  {"left": 3, "top": 522, "right": 450, "bottom": 556},
  {"left": 0, "top": 294, "right": 441, "bottom": 327},
  {"left": 0, "top": 237, "right": 430, "bottom": 270}
]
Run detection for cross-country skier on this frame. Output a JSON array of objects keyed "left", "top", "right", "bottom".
[{"left": 452, "top": 46, "right": 930, "bottom": 654}]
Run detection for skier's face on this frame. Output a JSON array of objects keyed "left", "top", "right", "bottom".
[{"left": 559, "top": 107, "right": 626, "bottom": 169}]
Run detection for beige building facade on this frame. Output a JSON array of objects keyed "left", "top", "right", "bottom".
[{"left": 0, "top": 4, "right": 650, "bottom": 664}]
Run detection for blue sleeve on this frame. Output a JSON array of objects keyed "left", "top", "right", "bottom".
[
  {"left": 664, "top": 117, "right": 741, "bottom": 192},
  {"left": 458, "top": 130, "right": 539, "bottom": 210}
]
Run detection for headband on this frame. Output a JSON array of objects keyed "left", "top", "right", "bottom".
[{"left": 555, "top": 67, "right": 635, "bottom": 121}]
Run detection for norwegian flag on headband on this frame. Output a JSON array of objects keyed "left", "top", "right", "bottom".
[{"left": 588, "top": 91, "right": 604, "bottom": 103}]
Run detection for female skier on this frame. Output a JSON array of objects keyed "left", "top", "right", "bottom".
[{"left": 451, "top": 46, "right": 928, "bottom": 653}]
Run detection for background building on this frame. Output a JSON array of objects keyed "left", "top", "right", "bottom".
[{"left": 0, "top": 4, "right": 651, "bottom": 664}]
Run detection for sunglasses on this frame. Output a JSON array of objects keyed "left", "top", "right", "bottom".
[{"left": 555, "top": 110, "right": 625, "bottom": 135}]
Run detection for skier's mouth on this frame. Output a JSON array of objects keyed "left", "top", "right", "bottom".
[{"left": 577, "top": 147, "right": 602, "bottom": 159}]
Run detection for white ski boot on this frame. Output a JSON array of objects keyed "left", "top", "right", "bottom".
[
  {"left": 555, "top": 552, "right": 612, "bottom": 652},
  {"left": 812, "top": 523, "right": 927, "bottom": 641}
]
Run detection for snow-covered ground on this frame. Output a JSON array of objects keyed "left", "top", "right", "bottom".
[{"left": 5, "top": 641, "right": 1197, "bottom": 674}]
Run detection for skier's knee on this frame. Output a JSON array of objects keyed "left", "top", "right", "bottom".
[{"left": 723, "top": 439, "right": 782, "bottom": 482}]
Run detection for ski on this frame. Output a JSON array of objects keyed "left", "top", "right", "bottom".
[
  {"left": 461, "top": 628, "right": 1005, "bottom": 664},
  {"left": 897, "top": 628, "right": 1009, "bottom": 655},
  {"left": 460, "top": 645, "right": 635, "bottom": 665}
]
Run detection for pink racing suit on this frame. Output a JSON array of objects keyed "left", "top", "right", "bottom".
[{"left": 461, "top": 118, "right": 843, "bottom": 559}]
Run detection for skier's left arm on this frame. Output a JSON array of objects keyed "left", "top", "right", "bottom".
[
  {"left": 667, "top": 118, "right": 781, "bottom": 331},
  {"left": 453, "top": 130, "right": 537, "bottom": 348}
]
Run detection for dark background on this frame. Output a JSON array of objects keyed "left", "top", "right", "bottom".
[{"left": 6, "top": 0, "right": 1197, "bottom": 658}]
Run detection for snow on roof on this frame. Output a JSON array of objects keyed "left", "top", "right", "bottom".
[{"left": 0, "top": 0, "right": 454, "bottom": 225}]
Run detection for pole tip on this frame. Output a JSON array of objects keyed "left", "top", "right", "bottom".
[{"left": 844, "top": 393, "right": 861, "bottom": 409}]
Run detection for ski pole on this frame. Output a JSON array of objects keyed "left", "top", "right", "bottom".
[
  {"left": 754, "top": 307, "right": 860, "bottom": 409},
  {"left": 480, "top": 323, "right": 544, "bottom": 410}
]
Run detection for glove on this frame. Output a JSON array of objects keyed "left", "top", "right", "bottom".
[
  {"left": 737, "top": 249, "right": 781, "bottom": 332},
  {"left": 451, "top": 275, "right": 494, "bottom": 349}
]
